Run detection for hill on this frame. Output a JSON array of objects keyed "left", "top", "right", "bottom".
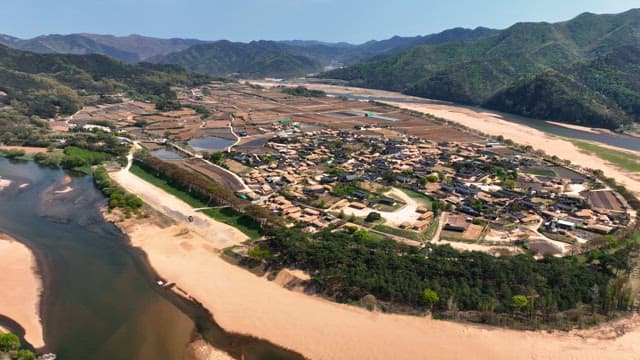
[
  {"left": 487, "top": 45, "right": 640, "bottom": 128},
  {"left": 153, "top": 40, "right": 324, "bottom": 78},
  {"left": 0, "top": 33, "right": 205, "bottom": 62},
  {"left": 0, "top": 44, "right": 211, "bottom": 119},
  {"left": 325, "top": 9, "right": 640, "bottom": 129},
  {"left": 151, "top": 27, "right": 499, "bottom": 78}
]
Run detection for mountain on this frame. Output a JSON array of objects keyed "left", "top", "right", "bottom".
[
  {"left": 0, "top": 27, "right": 500, "bottom": 79},
  {"left": 0, "top": 33, "right": 206, "bottom": 62},
  {"left": 325, "top": 9, "right": 640, "bottom": 129},
  {"left": 487, "top": 45, "right": 640, "bottom": 128},
  {"left": 152, "top": 40, "right": 324, "bottom": 78},
  {"left": 354, "top": 27, "right": 499, "bottom": 60},
  {"left": 151, "top": 27, "right": 499, "bottom": 78},
  {"left": 0, "top": 44, "right": 211, "bottom": 118}
]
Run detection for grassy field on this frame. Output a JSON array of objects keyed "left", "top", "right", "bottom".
[
  {"left": 130, "top": 164, "right": 207, "bottom": 207},
  {"left": 400, "top": 188, "right": 434, "bottom": 208},
  {"left": 571, "top": 140, "right": 640, "bottom": 172},
  {"left": 64, "top": 146, "right": 112, "bottom": 164},
  {"left": 130, "top": 164, "right": 261, "bottom": 239}
]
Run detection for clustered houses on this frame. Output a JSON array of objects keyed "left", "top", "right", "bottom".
[{"left": 231, "top": 126, "right": 634, "bottom": 252}]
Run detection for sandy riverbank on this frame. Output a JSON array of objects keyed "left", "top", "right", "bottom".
[
  {"left": 120, "top": 217, "right": 640, "bottom": 360},
  {"left": 545, "top": 121, "right": 607, "bottom": 134},
  {"left": 0, "top": 234, "right": 44, "bottom": 348},
  {"left": 111, "top": 167, "right": 246, "bottom": 248},
  {"left": 0, "top": 146, "right": 48, "bottom": 155}
]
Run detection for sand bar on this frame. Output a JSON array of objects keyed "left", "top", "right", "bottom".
[
  {"left": 0, "top": 234, "right": 44, "bottom": 348},
  {"left": 0, "top": 179, "right": 11, "bottom": 191}
]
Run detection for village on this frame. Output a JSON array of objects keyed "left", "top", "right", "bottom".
[
  {"left": 50, "top": 81, "right": 635, "bottom": 257},
  {"left": 229, "top": 124, "right": 633, "bottom": 256}
]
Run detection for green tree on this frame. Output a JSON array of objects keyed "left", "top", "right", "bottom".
[
  {"left": 431, "top": 201, "right": 441, "bottom": 214},
  {"left": 354, "top": 229, "right": 371, "bottom": 241},
  {"left": 512, "top": 295, "right": 528, "bottom": 311},
  {"left": 0, "top": 333, "right": 20, "bottom": 352},
  {"left": 423, "top": 288, "right": 440, "bottom": 309},
  {"left": 248, "top": 244, "right": 271, "bottom": 260},
  {"left": 365, "top": 212, "right": 381, "bottom": 222},
  {"left": 15, "top": 349, "right": 35, "bottom": 360}
]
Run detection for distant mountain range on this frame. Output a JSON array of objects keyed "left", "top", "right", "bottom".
[
  {"left": 2, "top": 8, "right": 640, "bottom": 129},
  {"left": 325, "top": 9, "right": 640, "bottom": 129},
  {"left": 0, "top": 27, "right": 499, "bottom": 78},
  {"left": 152, "top": 27, "right": 499, "bottom": 77},
  {"left": 0, "top": 33, "right": 206, "bottom": 62}
]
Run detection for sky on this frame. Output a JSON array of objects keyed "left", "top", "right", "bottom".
[{"left": 1, "top": 0, "right": 638, "bottom": 43}]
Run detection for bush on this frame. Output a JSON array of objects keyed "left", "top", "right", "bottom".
[
  {"left": 282, "top": 86, "right": 326, "bottom": 98},
  {"left": 155, "top": 98, "right": 182, "bottom": 111},
  {"left": 15, "top": 349, "right": 35, "bottom": 360},
  {"left": 248, "top": 244, "right": 271, "bottom": 260},
  {"left": 0, "top": 333, "right": 20, "bottom": 352},
  {"left": 365, "top": 212, "right": 381, "bottom": 222},
  {"left": 1, "top": 149, "right": 26, "bottom": 159},
  {"left": 93, "top": 167, "right": 143, "bottom": 214}
]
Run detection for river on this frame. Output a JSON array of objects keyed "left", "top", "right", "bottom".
[{"left": 0, "top": 159, "right": 302, "bottom": 360}]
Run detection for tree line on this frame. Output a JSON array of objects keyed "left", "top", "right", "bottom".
[
  {"left": 133, "top": 154, "right": 283, "bottom": 227},
  {"left": 262, "top": 225, "right": 635, "bottom": 329}
]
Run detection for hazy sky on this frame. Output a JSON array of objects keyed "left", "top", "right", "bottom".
[{"left": 2, "top": 0, "right": 638, "bottom": 43}]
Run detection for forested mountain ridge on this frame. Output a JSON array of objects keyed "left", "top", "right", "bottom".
[
  {"left": 0, "top": 33, "right": 206, "bottom": 62},
  {"left": 0, "top": 44, "right": 211, "bottom": 118},
  {"left": 152, "top": 40, "right": 324, "bottom": 78},
  {"left": 486, "top": 45, "right": 640, "bottom": 129},
  {"left": 325, "top": 9, "right": 640, "bottom": 129},
  {"left": 148, "top": 27, "right": 500, "bottom": 78},
  {"left": 0, "top": 27, "right": 499, "bottom": 79}
]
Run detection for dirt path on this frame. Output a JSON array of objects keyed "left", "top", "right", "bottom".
[
  {"left": 339, "top": 187, "right": 421, "bottom": 226},
  {"left": 112, "top": 161, "right": 247, "bottom": 249}
]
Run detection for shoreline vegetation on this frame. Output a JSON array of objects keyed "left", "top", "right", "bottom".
[
  {"left": 0, "top": 233, "right": 44, "bottom": 350},
  {"left": 0, "top": 332, "right": 36, "bottom": 360}
]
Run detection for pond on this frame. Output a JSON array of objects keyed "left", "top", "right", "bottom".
[{"left": 188, "top": 137, "right": 236, "bottom": 152}]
